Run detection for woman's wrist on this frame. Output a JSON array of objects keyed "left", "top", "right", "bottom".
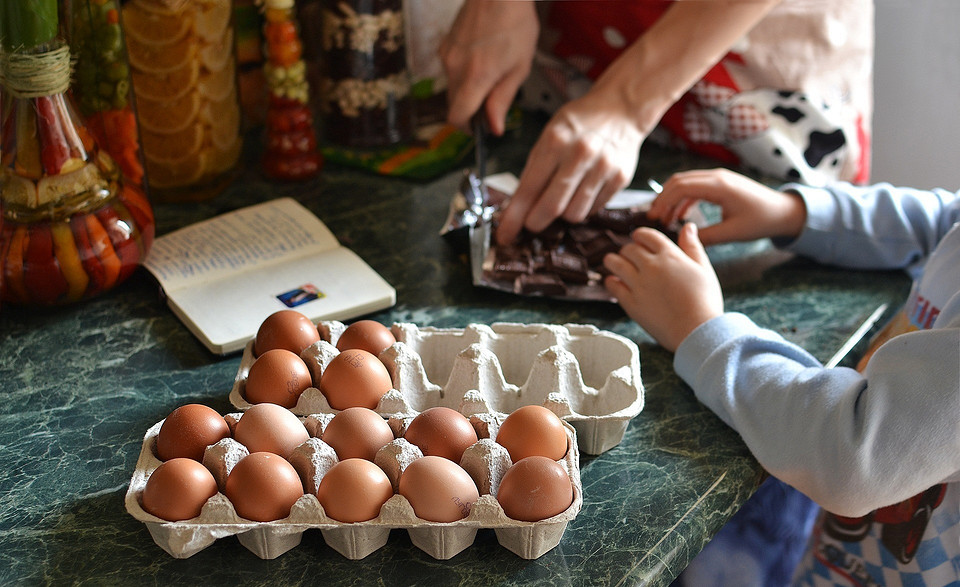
[{"left": 591, "top": 41, "right": 676, "bottom": 137}]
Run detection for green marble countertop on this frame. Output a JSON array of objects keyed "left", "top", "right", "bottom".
[{"left": 0, "top": 113, "right": 911, "bottom": 586}]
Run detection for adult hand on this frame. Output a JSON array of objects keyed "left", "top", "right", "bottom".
[
  {"left": 494, "top": 90, "right": 645, "bottom": 246},
  {"left": 646, "top": 168, "right": 807, "bottom": 246},
  {"left": 439, "top": 0, "right": 539, "bottom": 135},
  {"left": 604, "top": 223, "right": 723, "bottom": 352}
]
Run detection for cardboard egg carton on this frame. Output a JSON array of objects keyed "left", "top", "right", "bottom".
[
  {"left": 229, "top": 322, "right": 644, "bottom": 455},
  {"left": 124, "top": 410, "right": 582, "bottom": 560}
]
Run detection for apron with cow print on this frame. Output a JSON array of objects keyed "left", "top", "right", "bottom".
[{"left": 520, "top": 0, "right": 874, "bottom": 186}]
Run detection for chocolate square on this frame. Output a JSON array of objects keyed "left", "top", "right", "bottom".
[
  {"left": 590, "top": 208, "right": 635, "bottom": 233},
  {"left": 495, "top": 244, "right": 531, "bottom": 263},
  {"left": 567, "top": 224, "right": 603, "bottom": 244},
  {"left": 538, "top": 220, "right": 567, "bottom": 246},
  {"left": 547, "top": 250, "right": 590, "bottom": 284},
  {"left": 515, "top": 273, "right": 568, "bottom": 296},
  {"left": 572, "top": 232, "right": 614, "bottom": 266},
  {"left": 492, "top": 258, "right": 530, "bottom": 281}
]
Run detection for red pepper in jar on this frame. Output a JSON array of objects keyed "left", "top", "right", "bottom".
[
  {"left": 2, "top": 224, "right": 30, "bottom": 302},
  {"left": 34, "top": 96, "right": 72, "bottom": 176},
  {"left": 265, "top": 96, "right": 312, "bottom": 133},
  {"left": 116, "top": 184, "right": 155, "bottom": 252},
  {"left": 95, "top": 206, "right": 140, "bottom": 283},
  {"left": 262, "top": 152, "right": 321, "bottom": 180},
  {"left": 70, "top": 214, "right": 107, "bottom": 296},
  {"left": 23, "top": 223, "right": 69, "bottom": 304},
  {"left": 84, "top": 213, "right": 122, "bottom": 291},
  {"left": 110, "top": 198, "right": 145, "bottom": 257},
  {"left": 86, "top": 110, "right": 145, "bottom": 185}
]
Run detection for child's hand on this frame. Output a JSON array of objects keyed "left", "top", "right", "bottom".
[
  {"left": 646, "top": 168, "right": 807, "bottom": 246},
  {"left": 604, "top": 222, "right": 723, "bottom": 352}
]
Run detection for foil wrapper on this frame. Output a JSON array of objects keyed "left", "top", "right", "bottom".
[{"left": 444, "top": 173, "right": 702, "bottom": 303}]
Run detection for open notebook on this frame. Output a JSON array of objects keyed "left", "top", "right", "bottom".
[{"left": 143, "top": 197, "right": 396, "bottom": 354}]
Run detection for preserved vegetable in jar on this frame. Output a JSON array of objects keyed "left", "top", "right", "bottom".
[
  {"left": 0, "top": 0, "right": 155, "bottom": 305},
  {"left": 260, "top": 0, "right": 322, "bottom": 180},
  {"left": 65, "top": 0, "right": 146, "bottom": 188}
]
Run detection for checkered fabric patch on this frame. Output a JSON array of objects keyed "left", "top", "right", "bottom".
[{"left": 793, "top": 484, "right": 960, "bottom": 586}]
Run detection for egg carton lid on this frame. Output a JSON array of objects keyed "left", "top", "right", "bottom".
[
  {"left": 229, "top": 322, "right": 644, "bottom": 455},
  {"left": 125, "top": 410, "right": 582, "bottom": 560}
]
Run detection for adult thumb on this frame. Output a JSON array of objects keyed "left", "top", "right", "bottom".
[{"left": 678, "top": 223, "right": 710, "bottom": 266}]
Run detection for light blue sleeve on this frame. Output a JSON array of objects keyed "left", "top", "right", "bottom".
[
  {"left": 672, "top": 184, "right": 960, "bottom": 515},
  {"left": 778, "top": 183, "right": 960, "bottom": 278},
  {"left": 673, "top": 310, "right": 960, "bottom": 518}
]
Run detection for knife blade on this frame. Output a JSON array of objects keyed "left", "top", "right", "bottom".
[
  {"left": 472, "top": 113, "right": 487, "bottom": 184},
  {"left": 469, "top": 113, "right": 490, "bottom": 216}
]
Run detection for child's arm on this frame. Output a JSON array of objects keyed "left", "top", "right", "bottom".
[
  {"left": 779, "top": 182, "right": 960, "bottom": 277},
  {"left": 606, "top": 172, "right": 960, "bottom": 515},
  {"left": 675, "top": 306, "right": 960, "bottom": 517}
]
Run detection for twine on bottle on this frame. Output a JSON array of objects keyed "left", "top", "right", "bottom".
[{"left": 0, "top": 43, "right": 73, "bottom": 99}]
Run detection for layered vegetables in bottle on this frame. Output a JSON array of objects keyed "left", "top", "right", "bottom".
[{"left": 0, "top": 0, "right": 154, "bottom": 305}]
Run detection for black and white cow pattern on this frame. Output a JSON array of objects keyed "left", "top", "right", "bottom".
[{"left": 692, "top": 84, "right": 850, "bottom": 186}]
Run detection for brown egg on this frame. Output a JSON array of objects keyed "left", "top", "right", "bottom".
[
  {"left": 335, "top": 320, "right": 396, "bottom": 356},
  {"left": 496, "top": 456, "right": 573, "bottom": 522},
  {"left": 495, "top": 405, "right": 568, "bottom": 462},
  {"left": 316, "top": 458, "right": 394, "bottom": 523},
  {"left": 322, "top": 407, "right": 395, "bottom": 461},
  {"left": 233, "top": 402, "right": 310, "bottom": 459},
  {"left": 320, "top": 349, "right": 393, "bottom": 410},
  {"left": 225, "top": 452, "right": 304, "bottom": 522},
  {"left": 398, "top": 455, "right": 480, "bottom": 522},
  {"left": 403, "top": 406, "right": 479, "bottom": 463},
  {"left": 255, "top": 310, "right": 320, "bottom": 356},
  {"left": 155, "top": 403, "right": 231, "bottom": 462},
  {"left": 244, "top": 349, "right": 313, "bottom": 408},
  {"left": 141, "top": 458, "right": 219, "bottom": 521}
]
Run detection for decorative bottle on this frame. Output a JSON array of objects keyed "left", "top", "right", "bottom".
[{"left": 0, "top": 0, "right": 155, "bottom": 305}]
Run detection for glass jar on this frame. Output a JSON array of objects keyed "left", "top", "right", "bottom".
[
  {"left": 121, "top": 0, "right": 243, "bottom": 201},
  {"left": 65, "top": 0, "right": 146, "bottom": 189},
  {"left": 0, "top": 0, "right": 155, "bottom": 305},
  {"left": 318, "top": 0, "right": 414, "bottom": 149},
  {"left": 260, "top": 0, "right": 322, "bottom": 180}
]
